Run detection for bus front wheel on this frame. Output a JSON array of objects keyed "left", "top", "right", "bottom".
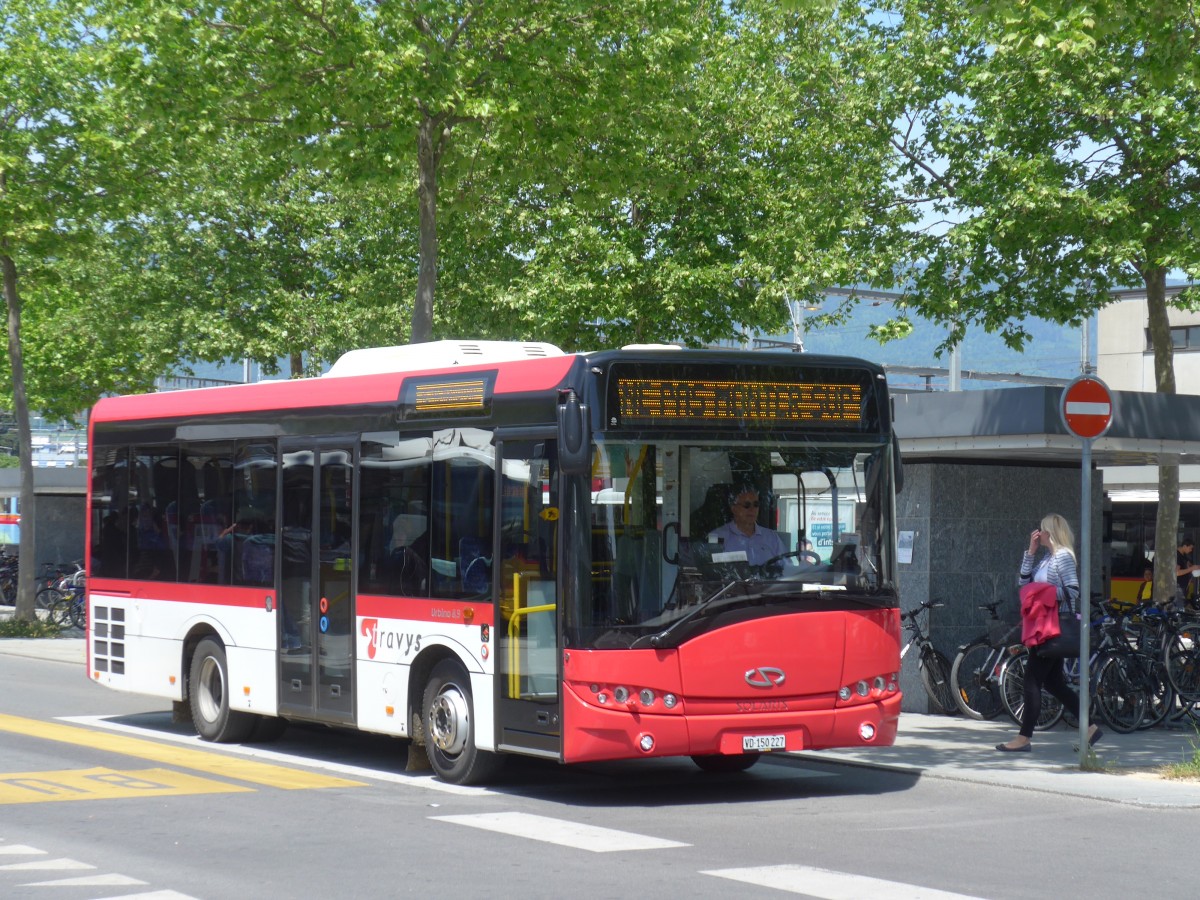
[
  {"left": 422, "top": 659, "right": 501, "bottom": 785},
  {"left": 189, "top": 637, "right": 255, "bottom": 743}
]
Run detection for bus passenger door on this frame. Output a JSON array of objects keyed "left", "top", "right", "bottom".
[
  {"left": 277, "top": 441, "right": 356, "bottom": 726},
  {"left": 495, "top": 438, "right": 562, "bottom": 760}
]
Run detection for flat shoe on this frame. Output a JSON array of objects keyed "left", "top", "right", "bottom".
[{"left": 995, "top": 742, "right": 1031, "bottom": 752}]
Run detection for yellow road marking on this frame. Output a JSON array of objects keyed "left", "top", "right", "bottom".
[
  {"left": 0, "top": 767, "right": 253, "bottom": 805},
  {"left": 0, "top": 714, "right": 363, "bottom": 790}
]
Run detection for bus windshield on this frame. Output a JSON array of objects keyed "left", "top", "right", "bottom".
[{"left": 573, "top": 439, "right": 897, "bottom": 650}]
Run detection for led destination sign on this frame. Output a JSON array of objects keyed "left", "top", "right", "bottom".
[{"left": 611, "top": 373, "right": 869, "bottom": 429}]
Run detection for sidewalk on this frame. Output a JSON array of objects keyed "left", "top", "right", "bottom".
[
  {"left": 4, "top": 604, "right": 1200, "bottom": 806},
  {"left": 0, "top": 603, "right": 86, "bottom": 664},
  {"left": 796, "top": 711, "right": 1200, "bottom": 808}
]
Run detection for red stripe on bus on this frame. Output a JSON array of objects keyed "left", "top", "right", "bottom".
[
  {"left": 86, "top": 580, "right": 498, "bottom": 624},
  {"left": 357, "top": 594, "right": 495, "bottom": 627},
  {"left": 88, "top": 578, "right": 268, "bottom": 608}
]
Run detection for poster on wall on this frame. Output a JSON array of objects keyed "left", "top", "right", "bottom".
[{"left": 897, "top": 530, "right": 915, "bottom": 565}]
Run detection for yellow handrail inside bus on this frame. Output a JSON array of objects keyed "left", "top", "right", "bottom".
[{"left": 507, "top": 571, "right": 554, "bottom": 698}]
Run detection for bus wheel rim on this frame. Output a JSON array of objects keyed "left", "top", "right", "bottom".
[
  {"left": 198, "top": 656, "right": 224, "bottom": 724},
  {"left": 429, "top": 684, "right": 469, "bottom": 755}
]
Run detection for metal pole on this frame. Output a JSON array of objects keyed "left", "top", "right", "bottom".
[{"left": 1078, "top": 438, "right": 1092, "bottom": 767}]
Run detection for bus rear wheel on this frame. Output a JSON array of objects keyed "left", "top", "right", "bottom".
[
  {"left": 422, "top": 659, "right": 501, "bottom": 785},
  {"left": 189, "top": 637, "right": 255, "bottom": 743},
  {"left": 691, "top": 754, "right": 761, "bottom": 773}
]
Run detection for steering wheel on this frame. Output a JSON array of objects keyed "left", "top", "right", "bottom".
[{"left": 762, "top": 550, "right": 823, "bottom": 570}]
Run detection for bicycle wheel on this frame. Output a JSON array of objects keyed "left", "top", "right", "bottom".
[
  {"left": 35, "top": 587, "right": 63, "bottom": 622},
  {"left": 919, "top": 649, "right": 958, "bottom": 715},
  {"left": 999, "top": 650, "right": 1064, "bottom": 730},
  {"left": 67, "top": 592, "right": 86, "bottom": 630},
  {"left": 1093, "top": 651, "right": 1147, "bottom": 733},
  {"left": 50, "top": 595, "right": 75, "bottom": 628},
  {"left": 1164, "top": 623, "right": 1200, "bottom": 703},
  {"left": 1140, "top": 655, "right": 1175, "bottom": 730},
  {"left": 950, "top": 640, "right": 1004, "bottom": 720}
]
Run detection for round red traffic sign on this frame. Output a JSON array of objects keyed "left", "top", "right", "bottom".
[{"left": 1060, "top": 375, "right": 1113, "bottom": 439}]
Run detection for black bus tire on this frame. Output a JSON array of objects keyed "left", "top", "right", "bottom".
[
  {"left": 189, "top": 637, "right": 255, "bottom": 743},
  {"left": 422, "top": 659, "right": 501, "bottom": 785}
]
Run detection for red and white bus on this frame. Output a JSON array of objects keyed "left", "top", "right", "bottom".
[{"left": 86, "top": 341, "right": 903, "bottom": 783}]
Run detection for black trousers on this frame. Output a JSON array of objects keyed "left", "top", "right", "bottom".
[{"left": 1019, "top": 652, "right": 1081, "bottom": 738}]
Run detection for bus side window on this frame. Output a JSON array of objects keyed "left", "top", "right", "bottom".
[
  {"left": 358, "top": 432, "right": 433, "bottom": 598},
  {"left": 430, "top": 428, "right": 495, "bottom": 600}
]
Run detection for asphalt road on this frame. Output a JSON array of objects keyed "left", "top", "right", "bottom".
[{"left": 1, "top": 647, "right": 1197, "bottom": 900}]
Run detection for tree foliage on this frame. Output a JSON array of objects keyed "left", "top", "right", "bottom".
[
  {"left": 106, "top": 0, "right": 714, "bottom": 344},
  {"left": 806, "top": 0, "right": 1200, "bottom": 599}
]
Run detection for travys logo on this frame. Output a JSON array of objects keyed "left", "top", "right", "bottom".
[{"left": 360, "top": 619, "right": 422, "bottom": 660}]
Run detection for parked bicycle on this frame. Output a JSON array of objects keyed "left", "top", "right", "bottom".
[
  {"left": 900, "top": 598, "right": 957, "bottom": 715},
  {"left": 50, "top": 582, "right": 86, "bottom": 630},
  {"left": 35, "top": 561, "right": 85, "bottom": 627},
  {"left": 950, "top": 600, "right": 1022, "bottom": 720}
]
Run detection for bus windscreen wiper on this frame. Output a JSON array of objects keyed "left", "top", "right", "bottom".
[{"left": 646, "top": 578, "right": 762, "bottom": 648}]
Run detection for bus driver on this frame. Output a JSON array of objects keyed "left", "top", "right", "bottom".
[{"left": 707, "top": 484, "right": 787, "bottom": 566}]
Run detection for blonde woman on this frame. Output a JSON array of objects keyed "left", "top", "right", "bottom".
[{"left": 996, "top": 513, "right": 1102, "bottom": 753}]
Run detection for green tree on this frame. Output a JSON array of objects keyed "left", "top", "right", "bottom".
[
  {"left": 123, "top": 158, "right": 420, "bottom": 377},
  {"left": 1, "top": 1, "right": 186, "bottom": 620},
  {"left": 814, "top": 0, "right": 1200, "bottom": 601},
  {"left": 431, "top": 0, "right": 905, "bottom": 349},
  {"left": 109, "top": 0, "right": 707, "bottom": 344},
  {"left": 1, "top": 0, "right": 104, "bottom": 621}
]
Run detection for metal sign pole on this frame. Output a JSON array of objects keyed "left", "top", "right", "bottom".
[
  {"left": 1059, "top": 373, "right": 1112, "bottom": 768},
  {"left": 1078, "top": 438, "right": 1092, "bottom": 768}
]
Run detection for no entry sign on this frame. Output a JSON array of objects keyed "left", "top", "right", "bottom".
[{"left": 1060, "top": 375, "right": 1113, "bottom": 439}]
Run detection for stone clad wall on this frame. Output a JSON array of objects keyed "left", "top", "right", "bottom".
[{"left": 895, "top": 461, "right": 1103, "bottom": 713}]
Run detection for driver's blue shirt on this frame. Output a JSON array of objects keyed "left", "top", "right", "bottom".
[{"left": 706, "top": 521, "right": 787, "bottom": 566}]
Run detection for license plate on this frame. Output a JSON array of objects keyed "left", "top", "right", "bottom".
[{"left": 742, "top": 734, "right": 786, "bottom": 752}]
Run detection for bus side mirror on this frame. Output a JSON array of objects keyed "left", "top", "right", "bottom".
[{"left": 558, "top": 393, "right": 590, "bottom": 475}]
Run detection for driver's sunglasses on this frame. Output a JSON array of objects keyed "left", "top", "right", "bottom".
[{"left": 737, "top": 500, "right": 760, "bottom": 509}]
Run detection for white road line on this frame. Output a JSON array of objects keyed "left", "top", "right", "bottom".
[
  {"left": 20, "top": 873, "right": 146, "bottom": 887},
  {"left": 0, "top": 845, "right": 46, "bottom": 855},
  {"left": 430, "top": 811, "right": 690, "bottom": 853},
  {"left": 701, "top": 864, "right": 988, "bottom": 899},
  {"left": 60, "top": 715, "right": 489, "bottom": 796},
  {"left": 0, "top": 857, "right": 94, "bottom": 872},
  {"left": 95, "top": 892, "right": 200, "bottom": 900}
]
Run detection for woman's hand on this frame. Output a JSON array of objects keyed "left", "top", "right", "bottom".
[{"left": 1028, "top": 529, "right": 1041, "bottom": 555}]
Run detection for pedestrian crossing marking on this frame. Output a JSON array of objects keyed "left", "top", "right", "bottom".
[
  {"left": 702, "top": 864, "right": 988, "bottom": 899},
  {"left": 0, "top": 767, "right": 253, "bottom": 805},
  {"left": 431, "top": 811, "right": 689, "bottom": 852},
  {"left": 0, "top": 713, "right": 363, "bottom": 791},
  {"left": 0, "top": 844, "right": 46, "bottom": 855},
  {"left": 19, "top": 873, "right": 146, "bottom": 887},
  {"left": 0, "top": 857, "right": 93, "bottom": 872}
]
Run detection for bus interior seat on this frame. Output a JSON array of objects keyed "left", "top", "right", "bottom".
[
  {"left": 459, "top": 535, "right": 491, "bottom": 594},
  {"left": 692, "top": 482, "right": 732, "bottom": 540}
]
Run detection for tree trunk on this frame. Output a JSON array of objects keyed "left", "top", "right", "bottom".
[
  {"left": 412, "top": 116, "right": 439, "bottom": 344},
  {"left": 1144, "top": 264, "right": 1180, "bottom": 603},
  {"left": 1, "top": 250, "right": 37, "bottom": 623}
]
